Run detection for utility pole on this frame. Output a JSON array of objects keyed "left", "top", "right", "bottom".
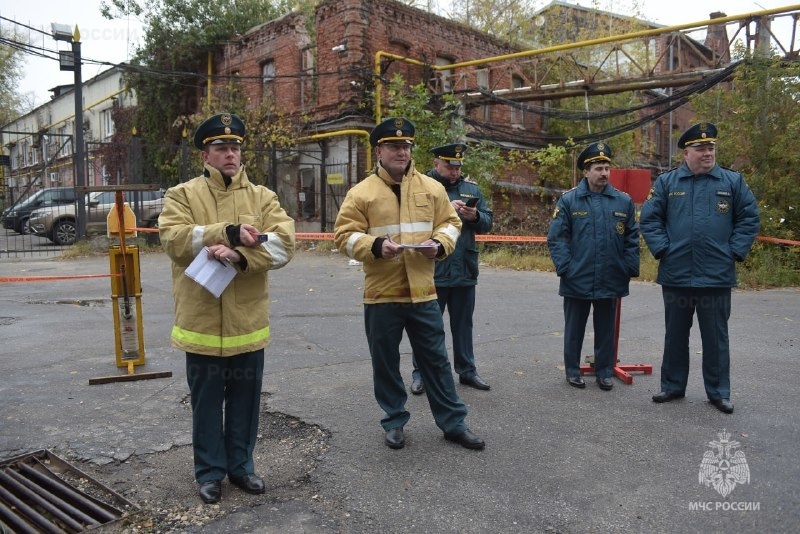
[{"left": 52, "top": 23, "right": 86, "bottom": 240}]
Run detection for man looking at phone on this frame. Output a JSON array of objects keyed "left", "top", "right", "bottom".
[{"left": 409, "top": 143, "right": 494, "bottom": 395}]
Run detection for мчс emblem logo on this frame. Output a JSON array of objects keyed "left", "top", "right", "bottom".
[{"left": 698, "top": 429, "right": 750, "bottom": 497}]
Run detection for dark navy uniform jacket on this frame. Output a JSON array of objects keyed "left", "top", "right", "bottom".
[
  {"left": 428, "top": 170, "right": 493, "bottom": 287},
  {"left": 640, "top": 162, "right": 760, "bottom": 288},
  {"left": 547, "top": 179, "right": 640, "bottom": 299}
]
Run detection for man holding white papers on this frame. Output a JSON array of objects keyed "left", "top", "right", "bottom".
[{"left": 159, "top": 112, "right": 295, "bottom": 504}]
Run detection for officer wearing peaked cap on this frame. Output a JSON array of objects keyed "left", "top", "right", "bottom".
[
  {"left": 548, "top": 141, "right": 639, "bottom": 391},
  {"left": 409, "top": 142, "right": 494, "bottom": 395},
  {"left": 160, "top": 112, "right": 295, "bottom": 503},
  {"left": 334, "top": 118, "right": 486, "bottom": 451},
  {"left": 430, "top": 143, "right": 467, "bottom": 165},
  {"left": 676, "top": 122, "right": 717, "bottom": 149},
  {"left": 641, "top": 122, "right": 759, "bottom": 414},
  {"left": 193, "top": 112, "right": 246, "bottom": 149},
  {"left": 576, "top": 142, "right": 612, "bottom": 170},
  {"left": 369, "top": 117, "right": 415, "bottom": 147}
]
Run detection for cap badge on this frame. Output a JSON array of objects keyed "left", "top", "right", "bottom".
[
  {"left": 597, "top": 143, "right": 605, "bottom": 150},
  {"left": 221, "top": 113, "right": 232, "bottom": 126},
  {"left": 393, "top": 118, "right": 404, "bottom": 128}
]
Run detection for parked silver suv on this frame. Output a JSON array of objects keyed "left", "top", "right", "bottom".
[
  {"left": 2, "top": 187, "right": 78, "bottom": 234},
  {"left": 28, "top": 190, "right": 164, "bottom": 245}
]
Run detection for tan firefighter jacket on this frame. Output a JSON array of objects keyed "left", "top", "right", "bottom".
[
  {"left": 159, "top": 163, "right": 295, "bottom": 356},
  {"left": 334, "top": 160, "right": 461, "bottom": 304}
]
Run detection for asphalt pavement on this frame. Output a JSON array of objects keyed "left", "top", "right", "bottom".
[{"left": 1, "top": 249, "right": 798, "bottom": 533}]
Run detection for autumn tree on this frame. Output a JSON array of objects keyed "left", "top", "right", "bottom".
[
  {"left": 383, "top": 74, "right": 502, "bottom": 196},
  {"left": 446, "top": 0, "right": 647, "bottom": 46},
  {"left": 691, "top": 47, "right": 800, "bottom": 241},
  {"left": 99, "top": 0, "right": 298, "bottom": 184},
  {"left": 0, "top": 23, "right": 33, "bottom": 125},
  {"left": 383, "top": 74, "right": 577, "bottom": 235}
]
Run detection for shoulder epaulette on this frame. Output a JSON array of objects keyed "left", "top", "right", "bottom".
[
  {"left": 656, "top": 167, "right": 678, "bottom": 179},
  {"left": 463, "top": 176, "right": 478, "bottom": 184}
]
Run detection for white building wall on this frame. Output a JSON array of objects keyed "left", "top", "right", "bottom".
[{"left": 1, "top": 67, "right": 135, "bottom": 195}]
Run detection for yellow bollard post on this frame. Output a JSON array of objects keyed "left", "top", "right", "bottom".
[
  {"left": 89, "top": 189, "right": 172, "bottom": 385},
  {"left": 109, "top": 244, "right": 145, "bottom": 368}
]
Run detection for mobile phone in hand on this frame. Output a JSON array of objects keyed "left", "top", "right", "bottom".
[
  {"left": 465, "top": 197, "right": 479, "bottom": 207},
  {"left": 251, "top": 233, "right": 269, "bottom": 242}
]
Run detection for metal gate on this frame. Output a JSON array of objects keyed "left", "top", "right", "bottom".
[{"left": 2, "top": 137, "right": 360, "bottom": 257}]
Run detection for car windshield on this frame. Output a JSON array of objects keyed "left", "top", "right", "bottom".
[{"left": 12, "top": 190, "right": 46, "bottom": 209}]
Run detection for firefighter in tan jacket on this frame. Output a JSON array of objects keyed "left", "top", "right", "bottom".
[
  {"left": 159, "top": 112, "right": 295, "bottom": 504},
  {"left": 334, "top": 117, "right": 486, "bottom": 451}
]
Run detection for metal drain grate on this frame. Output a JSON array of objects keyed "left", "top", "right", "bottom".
[{"left": 0, "top": 449, "right": 135, "bottom": 533}]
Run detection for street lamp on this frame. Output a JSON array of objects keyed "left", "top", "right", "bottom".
[{"left": 51, "top": 22, "right": 86, "bottom": 241}]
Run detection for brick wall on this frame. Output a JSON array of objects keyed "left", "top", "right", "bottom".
[{"left": 218, "top": 0, "right": 539, "bottom": 136}]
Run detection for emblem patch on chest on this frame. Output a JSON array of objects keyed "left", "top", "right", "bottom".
[
  {"left": 716, "top": 199, "right": 730, "bottom": 214},
  {"left": 616, "top": 221, "right": 625, "bottom": 235}
]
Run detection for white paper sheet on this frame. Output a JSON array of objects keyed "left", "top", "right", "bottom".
[{"left": 184, "top": 246, "right": 237, "bottom": 298}]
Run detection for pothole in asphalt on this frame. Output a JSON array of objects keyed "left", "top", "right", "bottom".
[{"left": 75, "top": 411, "right": 332, "bottom": 532}]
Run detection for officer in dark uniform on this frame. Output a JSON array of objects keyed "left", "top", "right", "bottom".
[
  {"left": 641, "top": 123, "right": 760, "bottom": 414},
  {"left": 547, "top": 142, "right": 640, "bottom": 390},
  {"left": 409, "top": 143, "right": 494, "bottom": 395}
]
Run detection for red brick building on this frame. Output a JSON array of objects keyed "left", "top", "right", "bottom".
[{"left": 211, "top": 0, "right": 731, "bottom": 230}]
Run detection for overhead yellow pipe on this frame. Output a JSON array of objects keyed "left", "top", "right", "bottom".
[
  {"left": 372, "top": 4, "right": 800, "bottom": 124},
  {"left": 374, "top": 52, "right": 427, "bottom": 124},
  {"left": 297, "top": 129, "right": 373, "bottom": 172}
]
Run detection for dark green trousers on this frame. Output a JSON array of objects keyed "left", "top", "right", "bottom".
[
  {"left": 660, "top": 287, "right": 731, "bottom": 400},
  {"left": 186, "top": 350, "right": 264, "bottom": 483},
  {"left": 365, "top": 301, "right": 468, "bottom": 434},
  {"left": 411, "top": 285, "right": 478, "bottom": 381}
]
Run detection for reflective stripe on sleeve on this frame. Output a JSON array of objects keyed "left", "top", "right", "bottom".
[
  {"left": 263, "top": 233, "right": 291, "bottom": 268},
  {"left": 346, "top": 232, "right": 366, "bottom": 258},
  {"left": 192, "top": 225, "right": 205, "bottom": 256}
]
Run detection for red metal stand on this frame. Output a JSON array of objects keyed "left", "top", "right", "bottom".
[{"left": 579, "top": 297, "right": 652, "bottom": 384}]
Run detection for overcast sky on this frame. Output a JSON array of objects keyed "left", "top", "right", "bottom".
[{"left": 5, "top": 0, "right": 796, "bottom": 108}]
